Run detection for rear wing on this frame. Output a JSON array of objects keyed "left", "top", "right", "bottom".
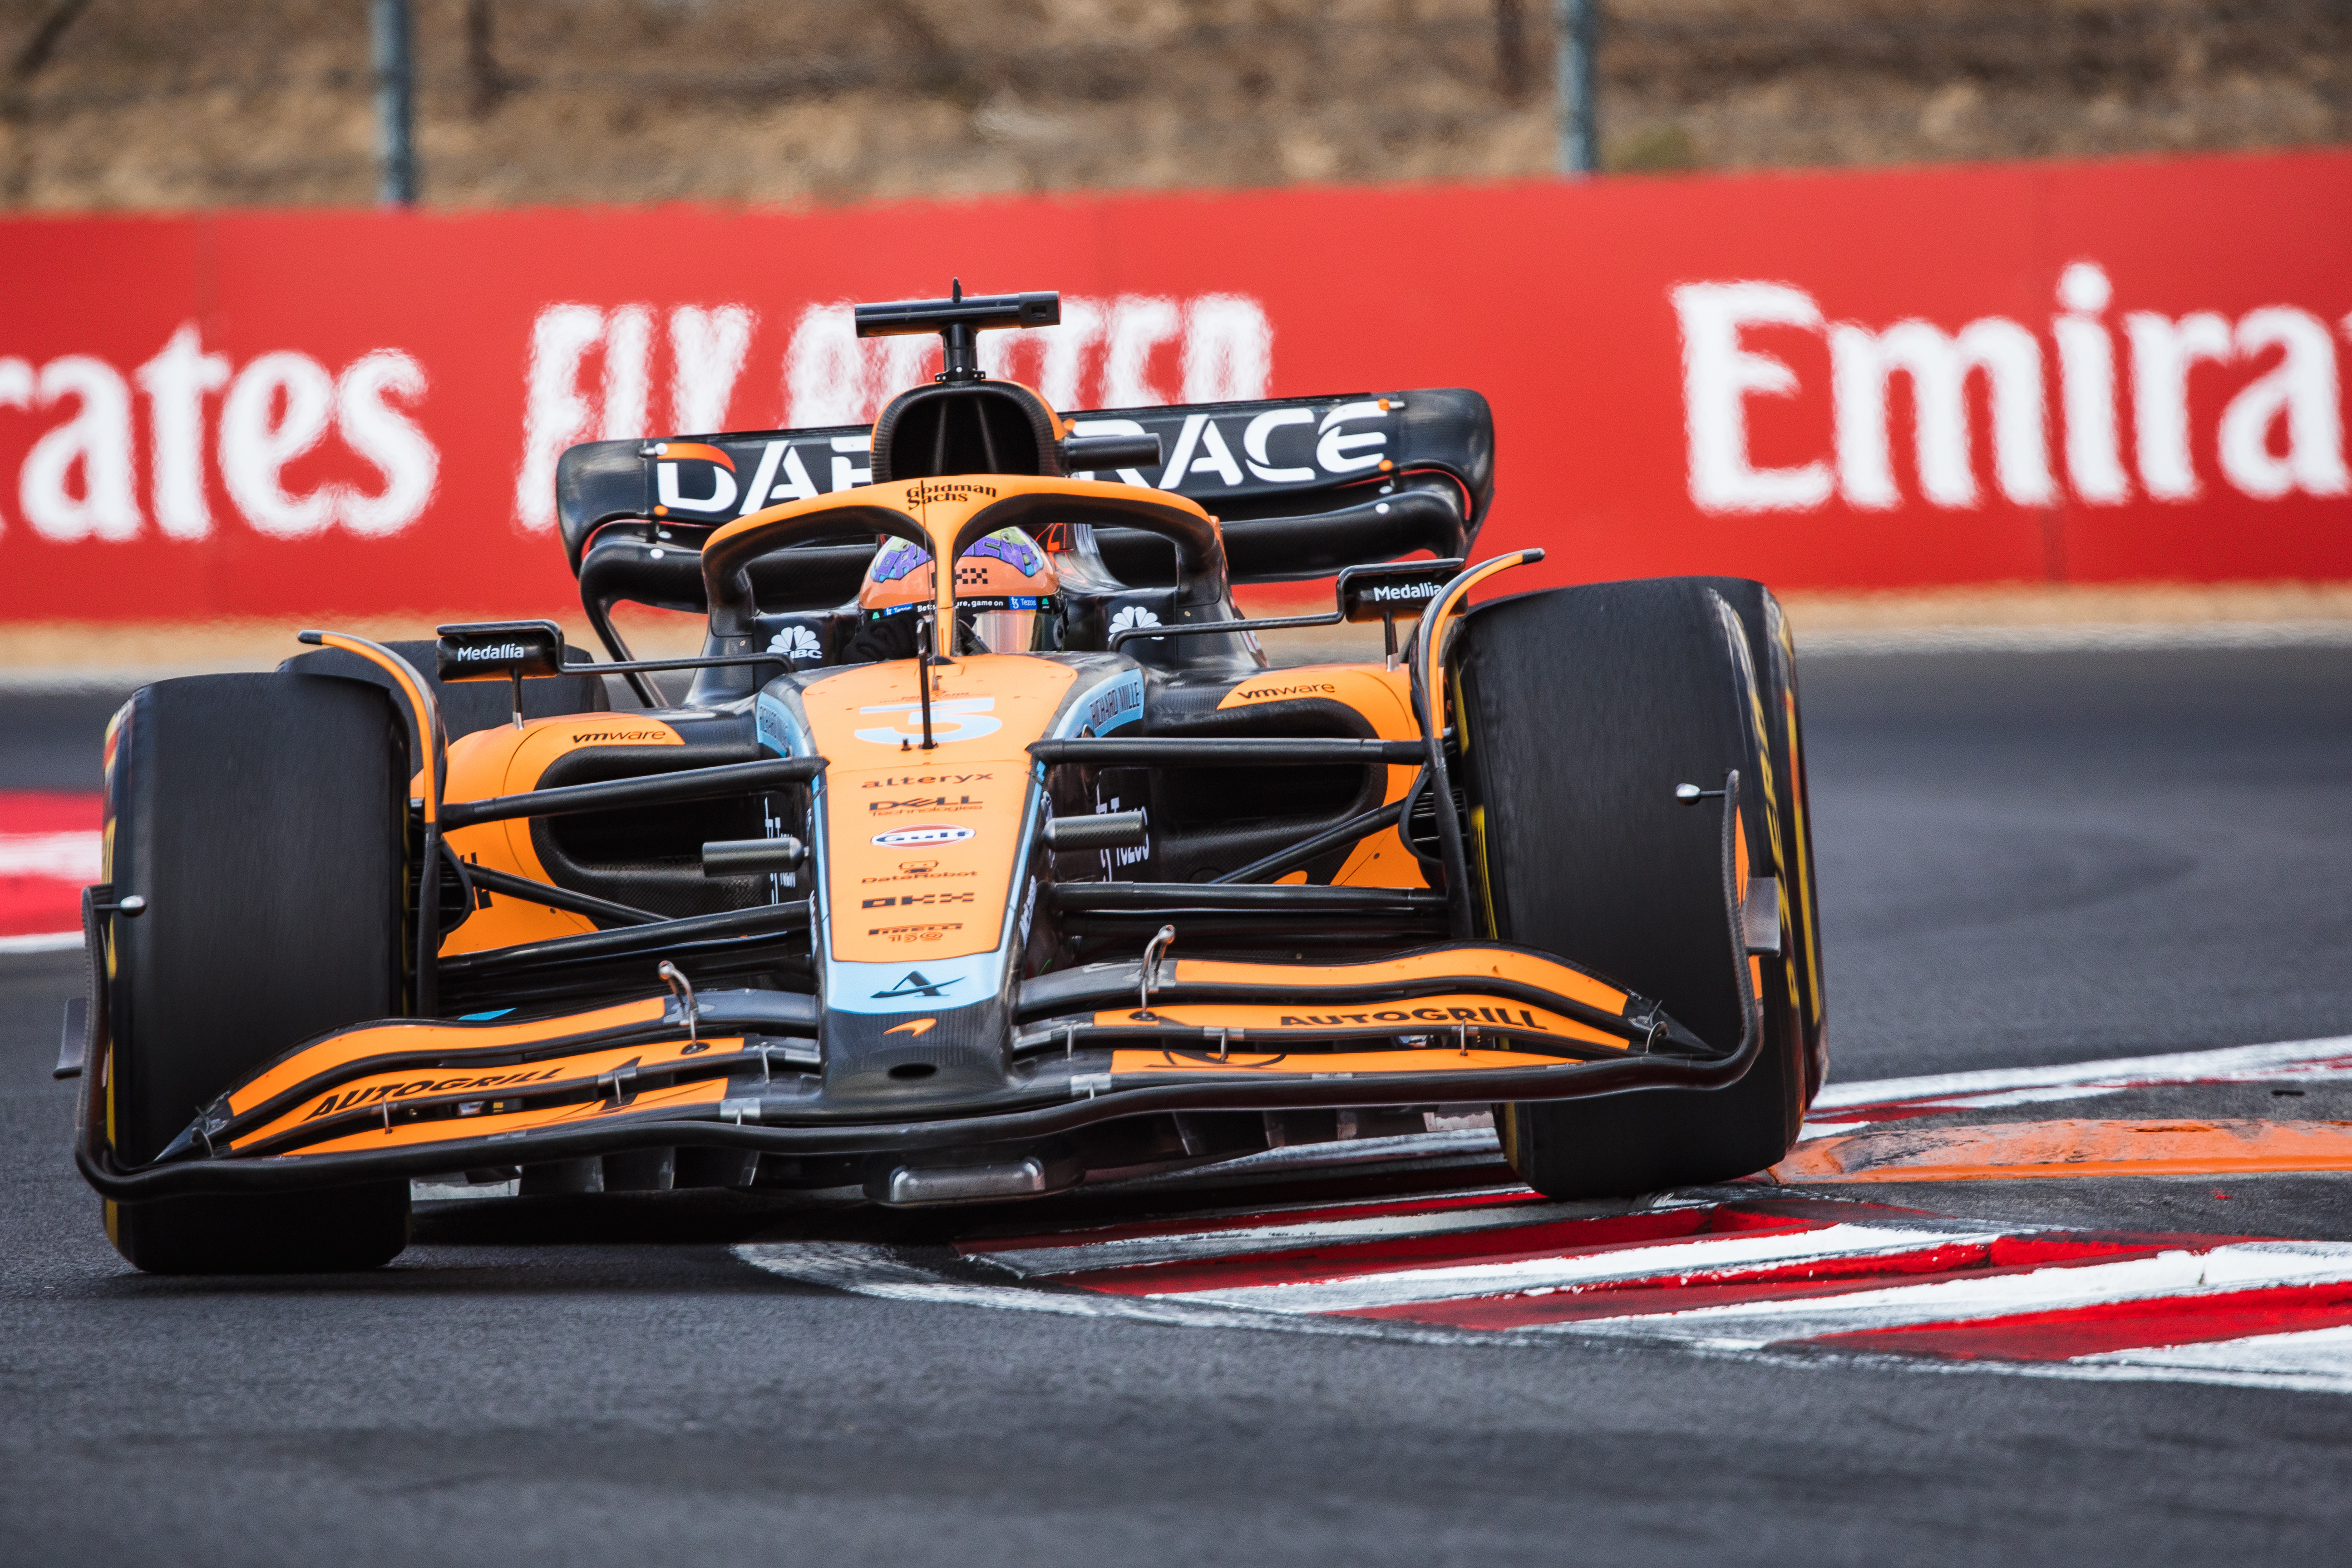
[{"left": 554, "top": 387, "right": 1494, "bottom": 587}]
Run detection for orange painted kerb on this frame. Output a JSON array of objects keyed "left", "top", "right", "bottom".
[{"left": 1774, "top": 1118, "right": 2352, "bottom": 1183}]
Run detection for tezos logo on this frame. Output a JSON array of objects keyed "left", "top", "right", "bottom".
[{"left": 873, "top": 824, "right": 975, "bottom": 848}]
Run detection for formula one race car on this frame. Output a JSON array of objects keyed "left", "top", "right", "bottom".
[{"left": 65, "top": 286, "right": 1824, "bottom": 1272}]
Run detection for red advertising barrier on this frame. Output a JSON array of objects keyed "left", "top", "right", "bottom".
[{"left": 0, "top": 147, "right": 2346, "bottom": 621}]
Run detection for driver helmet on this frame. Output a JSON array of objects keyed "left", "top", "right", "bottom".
[{"left": 855, "top": 526, "right": 1060, "bottom": 654}]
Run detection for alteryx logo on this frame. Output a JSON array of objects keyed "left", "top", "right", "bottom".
[{"left": 873, "top": 824, "right": 974, "bottom": 847}]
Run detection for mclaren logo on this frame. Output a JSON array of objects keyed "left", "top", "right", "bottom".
[
  {"left": 872, "top": 970, "right": 957, "bottom": 1000},
  {"left": 884, "top": 1018, "right": 938, "bottom": 1037}
]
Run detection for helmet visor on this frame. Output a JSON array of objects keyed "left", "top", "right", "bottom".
[{"left": 964, "top": 606, "right": 1043, "bottom": 655}]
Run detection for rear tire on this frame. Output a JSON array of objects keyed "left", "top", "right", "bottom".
[
  {"left": 1453, "top": 577, "right": 1824, "bottom": 1199},
  {"left": 104, "top": 672, "right": 413, "bottom": 1272}
]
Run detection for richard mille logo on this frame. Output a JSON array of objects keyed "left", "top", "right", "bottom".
[{"left": 872, "top": 970, "right": 958, "bottom": 1001}]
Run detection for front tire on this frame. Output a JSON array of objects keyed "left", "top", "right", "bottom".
[
  {"left": 1454, "top": 577, "right": 1824, "bottom": 1198},
  {"left": 103, "top": 672, "right": 413, "bottom": 1272}
]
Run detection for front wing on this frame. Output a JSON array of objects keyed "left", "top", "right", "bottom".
[{"left": 76, "top": 938, "right": 1763, "bottom": 1202}]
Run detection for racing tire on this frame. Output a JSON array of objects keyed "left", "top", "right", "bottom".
[
  {"left": 1453, "top": 577, "right": 1824, "bottom": 1199},
  {"left": 103, "top": 673, "right": 413, "bottom": 1273}
]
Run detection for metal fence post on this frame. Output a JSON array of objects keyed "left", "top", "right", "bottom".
[
  {"left": 1555, "top": 0, "right": 1598, "bottom": 176},
  {"left": 372, "top": 0, "right": 416, "bottom": 205}
]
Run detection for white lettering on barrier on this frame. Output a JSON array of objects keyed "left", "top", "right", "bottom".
[
  {"left": 2125, "top": 309, "right": 2234, "bottom": 503},
  {"left": 1831, "top": 317, "right": 2053, "bottom": 509},
  {"left": 1105, "top": 296, "right": 1182, "bottom": 407},
  {"left": 0, "top": 326, "right": 435, "bottom": 546},
  {"left": 1183, "top": 295, "right": 1275, "bottom": 403},
  {"left": 2218, "top": 308, "right": 2348, "bottom": 501},
  {"left": 136, "top": 324, "right": 231, "bottom": 540},
  {"left": 669, "top": 306, "right": 755, "bottom": 434},
  {"left": 783, "top": 293, "right": 1273, "bottom": 430},
  {"left": 599, "top": 305, "right": 652, "bottom": 444},
  {"left": 515, "top": 302, "right": 606, "bottom": 533},
  {"left": 221, "top": 350, "right": 339, "bottom": 538},
  {"left": 1674, "top": 281, "right": 1835, "bottom": 514},
  {"left": 336, "top": 350, "right": 439, "bottom": 537},
  {"left": 0, "top": 357, "right": 26, "bottom": 537},
  {"left": 1676, "top": 265, "right": 2350, "bottom": 515},
  {"left": 2054, "top": 262, "right": 2129, "bottom": 505},
  {"left": 20, "top": 355, "right": 140, "bottom": 543}
]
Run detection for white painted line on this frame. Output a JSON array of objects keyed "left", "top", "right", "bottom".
[
  {"left": 2061, "top": 1323, "right": 2352, "bottom": 1393},
  {"left": 1154, "top": 1222, "right": 1993, "bottom": 1315},
  {"left": 1815, "top": 1035, "right": 2352, "bottom": 1113},
  {"left": 733, "top": 1241, "right": 1467, "bottom": 1342},
  {"left": 0, "top": 930, "right": 82, "bottom": 954},
  {"left": 0, "top": 830, "right": 102, "bottom": 880},
  {"left": 731, "top": 1241, "right": 2352, "bottom": 1396},
  {"left": 1550, "top": 1242, "right": 2352, "bottom": 1349},
  {"left": 980, "top": 1198, "right": 1619, "bottom": 1277}
]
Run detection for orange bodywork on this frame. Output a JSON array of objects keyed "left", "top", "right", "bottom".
[
  {"left": 1215, "top": 664, "right": 1427, "bottom": 889},
  {"left": 1109, "top": 1045, "right": 1587, "bottom": 1077},
  {"left": 285, "top": 1078, "right": 732, "bottom": 1159},
  {"left": 799, "top": 653, "right": 1076, "bottom": 964},
  {"left": 1173, "top": 948, "right": 1632, "bottom": 1012},
  {"left": 438, "top": 717, "right": 687, "bottom": 955},
  {"left": 1094, "top": 995, "right": 1627, "bottom": 1050},
  {"left": 226, "top": 996, "right": 669, "bottom": 1114},
  {"left": 232, "top": 1034, "right": 749, "bottom": 1152}
]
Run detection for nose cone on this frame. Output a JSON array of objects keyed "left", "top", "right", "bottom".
[{"left": 820, "top": 995, "right": 1016, "bottom": 1106}]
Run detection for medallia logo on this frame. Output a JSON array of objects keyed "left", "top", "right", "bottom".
[{"left": 872, "top": 824, "right": 976, "bottom": 848}]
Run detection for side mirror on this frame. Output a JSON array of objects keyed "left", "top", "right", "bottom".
[
  {"left": 1334, "top": 559, "right": 1464, "bottom": 623},
  {"left": 435, "top": 621, "right": 569, "bottom": 727},
  {"left": 434, "top": 620, "right": 567, "bottom": 683}
]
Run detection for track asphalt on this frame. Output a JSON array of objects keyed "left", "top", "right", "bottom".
[{"left": 6, "top": 646, "right": 2352, "bottom": 1566}]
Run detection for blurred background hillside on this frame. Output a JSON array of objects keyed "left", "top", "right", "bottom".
[{"left": 0, "top": 0, "right": 2342, "bottom": 210}]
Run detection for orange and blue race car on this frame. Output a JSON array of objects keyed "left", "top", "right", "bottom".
[{"left": 64, "top": 286, "right": 1825, "bottom": 1272}]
